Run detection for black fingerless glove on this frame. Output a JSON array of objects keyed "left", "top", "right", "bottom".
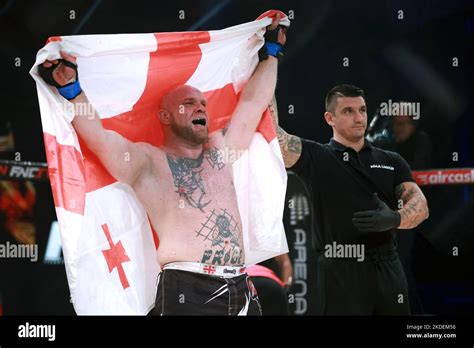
[
  {"left": 258, "top": 26, "right": 285, "bottom": 61},
  {"left": 38, "top": 59, "right": 82, "bottom": 100}
]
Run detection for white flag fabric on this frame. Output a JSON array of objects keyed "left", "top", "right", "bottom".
[{"left": 30, "top": 10, "right": 289, "bottom": 315}]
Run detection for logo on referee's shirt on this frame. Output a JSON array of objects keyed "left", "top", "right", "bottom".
[{"left": 370, "top": 164, "right": 394, "bottom": 171}]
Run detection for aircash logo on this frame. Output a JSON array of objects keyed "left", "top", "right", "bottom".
[
  {"left": 18, "top": 322, "right": 56, "bottom": 341},
  {"left": 415, "top": 169, "right": 474, "bottom": 185}
]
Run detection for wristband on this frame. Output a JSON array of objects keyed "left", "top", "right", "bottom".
[
  {"left": 265, "top": 42, "right": 283, "bottom": 58},
  {"left": 57, "top": 79, "right": 82, "bottom": 100}
]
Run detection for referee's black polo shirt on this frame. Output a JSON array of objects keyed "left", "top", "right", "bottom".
[{"left": 289, "top": 138, "right": 415, "bottom": 250}]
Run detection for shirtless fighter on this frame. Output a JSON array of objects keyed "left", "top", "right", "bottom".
[{"left": 38, "top": 15, "right": 287, "bottom": 315}]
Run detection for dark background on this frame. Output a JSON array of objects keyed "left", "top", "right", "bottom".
[{"left": 0, "top": 0, "right": 473, "bottom": 315}]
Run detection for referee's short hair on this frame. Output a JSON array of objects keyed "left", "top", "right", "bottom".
[{"left": 325, "top": 84, "right": 365, "bottom": 113}]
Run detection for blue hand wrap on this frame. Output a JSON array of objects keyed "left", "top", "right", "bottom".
[
  {"left": 265, "top": 42, "right": 283, "bottom": 58},
  {"left": 57, "top": 79, "right": 82, "bottom": 100}
]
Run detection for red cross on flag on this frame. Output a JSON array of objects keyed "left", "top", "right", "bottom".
[{"left": 30, "top": 10, "right": 289, "bottom": 315}]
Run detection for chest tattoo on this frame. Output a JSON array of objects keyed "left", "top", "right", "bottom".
[{"left": 166, "top": 148, "right": 225, "bottom": 212}]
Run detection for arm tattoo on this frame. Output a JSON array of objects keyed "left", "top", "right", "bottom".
[
  {"left": 395, "top": 183, "right": 429, "bottom": 229},
  {"left": 277, "top": 126, "right": 302, "bottom": 167},
  {"left": 197, "top": 208, "right": 243, "bottom": 265},
  {"left": 167, "top": 148, "right": 224, "bottom": 212},
  {"left": 268, "top": 95, "right": 279, "bottom": 128},
  {"left": 288, "top": 133, "right": 302, "bottom": 153},
  {"left": 205, "top": 148, "right": 225, "bottom": 170},
  {"left": 394, "top": 182, "right": 406, "bottom": 199},
  {"left": 269, "top": 95, "right": 302, "bottom": 167}
]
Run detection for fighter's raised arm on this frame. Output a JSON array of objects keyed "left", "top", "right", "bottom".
[
  {"left": 268, "top": 95, "right": 302, "bottom": 168},
  {"left": 38, "top": 51, "right": 151, "bottom": 186},
  {"left": 223, "top": 14, "right": 286, "bottom": 152}
]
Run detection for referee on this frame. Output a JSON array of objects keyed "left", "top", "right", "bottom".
[{"left": 270, "top": 85, "right": 429, "bottom": 315}]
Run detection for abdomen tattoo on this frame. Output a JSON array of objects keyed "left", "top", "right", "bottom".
[{"left": 196, "top": 208, "right": 243, "bottom": 265}]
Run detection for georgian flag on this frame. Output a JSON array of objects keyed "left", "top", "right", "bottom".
[{"left": 30, "top": 10, "right": 289, "bottom": 315}]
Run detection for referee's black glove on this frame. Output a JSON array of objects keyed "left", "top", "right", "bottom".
[{"left": 352, "top": 193, "right": 401, "bottom": 232}]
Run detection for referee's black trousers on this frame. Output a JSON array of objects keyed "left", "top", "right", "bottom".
[{"left": 315, "top": 243, "right": 410, "bottom": 315}]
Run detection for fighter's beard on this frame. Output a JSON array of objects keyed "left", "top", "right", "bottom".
[{"left": 170, "top": 122, "right": 208, "bottom": 145}]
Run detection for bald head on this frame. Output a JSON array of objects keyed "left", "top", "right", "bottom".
[
  {"left": 160, "top": 85, "right": 204, "bottom": 111},
  {"left": 158, "top": 85, "right": 209, "bottom": 145}
]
